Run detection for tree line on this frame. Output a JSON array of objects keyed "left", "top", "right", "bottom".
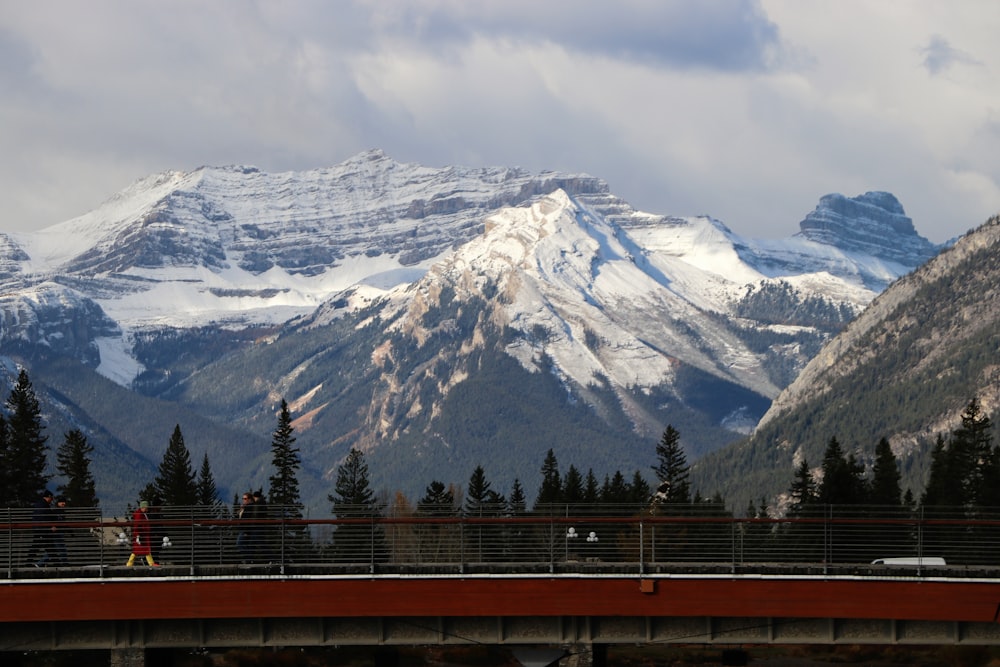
[
  {"left": 6, "top": 365, "right": 1000, "bottom": 566},
  {"left": 4, "top": 365, "right": 996, "bottom": 525},
  {"left": 781, "top": 397, "right": 995, "bottom": 516},
  {"left": 0, "top": 369, "right": 703, "bottom": 517}
]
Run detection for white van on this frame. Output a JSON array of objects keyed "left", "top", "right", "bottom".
[{"left": 871, "top": 556, "right": 946, "bottom": 566}]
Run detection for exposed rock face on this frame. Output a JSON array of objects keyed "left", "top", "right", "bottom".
[
  {"left": 0, "top": 233, "right": 30, "bottom": 280},
  {"left": 0, "top": 283, "right": 119, "bottom": 364},
  {"left": 797, "top": 191, "right": 938, "bottom": 266}
]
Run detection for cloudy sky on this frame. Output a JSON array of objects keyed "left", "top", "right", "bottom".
[{"left": 2, "top": 1, "right": 998, "bottom": 243}]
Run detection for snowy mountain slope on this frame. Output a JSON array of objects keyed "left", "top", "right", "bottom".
[
  {"left": 0, "top": 155, "right": 940, "bottom": 400},
  {"left": 0, "top": 152, "right": 947, "bottom": 506},
  {"left": 426, "top": 190, "right": 781, "bottom": 399}
]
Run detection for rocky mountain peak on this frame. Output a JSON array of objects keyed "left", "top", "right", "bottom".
[{"left": 796, "top": 191, "right": 938, "bottom": 266}]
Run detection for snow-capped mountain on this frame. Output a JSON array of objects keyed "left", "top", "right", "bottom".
[
  {"left": 0, "top": 151, "right": 943, "bottom": 507},
  {"left": 692, "top": 214, "right": 1000, "bottom": 514}
]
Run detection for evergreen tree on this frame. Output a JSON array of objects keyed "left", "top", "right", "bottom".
[
  {"left": 787, "top": 458, "right": 816, "bottom": 516},
  {"left": 534, "top": 449, "right": 562, "bottom": 512},
  {"left": 464, "top": 465, "right": 505, "bottom": 561},
  {"left": 583, "top": 469, "right": 600, "bottom": 505},
  {"left": 196, "top": 452, "right": 220, "bottom": 508},
  {"left": 507, "top": 479, "right": 527, "bottom": 516},
  {"left": 3, "top": 369, "right": 50, "bottom": 507},
  {"left": 328, "top": 448, "right": 385, "bottom": 563},
  {"left": 601, "top": 471, "right": 631, "bottom": 506},
  {"left": 154, "top": 424, "right": 198, "bottom": 506},
  {"left": 629, "top": 470, "right": 651, "bottom": 507},
  {"left": 651, "top": 425, "right": 691, "bottom": 505},
  {"left": 952, "top": 397, "right": 994, "bottom": 507},
  {"left": 505, "top": 479, "right": 528, "bottom": 561},
  {"left": 869, "top": 437, "right": 902, "bottom": 507},
  {"left": 464, "top": 465, "right": 493, "bottom": 516},
  {"left": 330, "top": 448, "right": 379, "bottom": 514},
  {"left": 417, "top": 481, "right": 458, "bottom": 562},
  {"left": 0, "top": 414, "right": 8, "bottom": 501},
  {"left": 816, "top": 436, "right": 867, "bottom": 506},
  {"left": 921, "top": 434, "right": 959, "bottom": 508},
  {"left": 562, "top": 465, "right": 584, "bottom": 506},
  {"left": 138, "top": 482, "right": 161, "bottom": 506},
  {"left": 267, "top": 399, "right": 302, "bottom": 515},
  {"left": 56, "top": 429, "right": 98, "bottom": 507},
  {"left": 418, "top": 480, "right": 457, "bottom": 516},
  {"left": 922, "top": 399, "right": 996, "bottom": 511}
]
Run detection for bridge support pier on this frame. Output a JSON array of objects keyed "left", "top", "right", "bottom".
[
  {"left": 110, "top": 648, "right": 145, "bottom": 667},
  {"left": 559, "top": 643, "right": 605, "bottom": 667}
]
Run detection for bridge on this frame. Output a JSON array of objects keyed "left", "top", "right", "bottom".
[{"left": 3, "top": 506, "right": 1000, "bottom": 665}]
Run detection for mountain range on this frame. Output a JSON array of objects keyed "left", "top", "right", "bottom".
[
  {"left": 0, "top": 150, "right": 943, "bottom": 511},
  {"left": 693, "top": 213, "right": 1000, "bottom": 513}
]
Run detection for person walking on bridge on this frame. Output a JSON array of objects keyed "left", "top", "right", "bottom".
[
  {"left": 126, "top": 501, "right": 159, "bottom": 567},
  {"left": 25, "top": 489, "right": 56, "bottom": 567}
]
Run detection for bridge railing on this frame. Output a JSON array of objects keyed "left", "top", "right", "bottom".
[{"left": 3, "top": 504, "right": 999, "bottom": 576}]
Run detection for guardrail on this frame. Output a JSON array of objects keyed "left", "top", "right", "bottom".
[{"left": 3, "top": 504, "right": 999, "bottom": 577}]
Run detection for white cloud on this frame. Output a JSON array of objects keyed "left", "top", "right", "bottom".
[{"left": 0, "top": 0, "right": 998, "bottom": 244}]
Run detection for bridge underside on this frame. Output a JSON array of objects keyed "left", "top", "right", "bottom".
[
  {"left": 4, "top": 572, "right": 1000, "bottom": 651},
  {"left": 5, "top": 614, "right": 1000, "bottom": 651}
]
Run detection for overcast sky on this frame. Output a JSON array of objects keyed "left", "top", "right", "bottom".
[{"left": 2, "top": 1, "right": 998, "bottom": 243}]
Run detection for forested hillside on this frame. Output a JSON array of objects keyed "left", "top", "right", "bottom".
[{"left": 693, "top": 216, "right": 1000, "bottom": 512}]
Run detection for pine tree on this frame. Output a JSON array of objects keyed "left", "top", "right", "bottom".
[
  {"left": 329, "top": 447, "right": 378, "bottom": 515},
  {"left": 534, "top": 449, "right": 562, "bottom": 512},
  {"left": 418, "top": 481, "right": 456, "bottom": 517},
  {"left": 921, "top": 434, "right": 958, "bottom": 508},
  {"left": 196, "top": 452, "right": 220, "bottom": 508},
  {"left": 787, "top": 458, "right": 816, "bottom": 516},
  {"left": 138, "top": 482, "right": 161, "bottom": 506},
  {"left": 417, "top": 481, "right": 458, "bottom": 561},
  {"left": 583, "top": 469, "right": 600, "bottom": 505},
  {"left": 507, "top": 479, "right": 527, "bottom": 516},
  {"left": 869, "top": 437, "right": 902, "bottom": 508},
  {"left": 601, "top": 471, "right": 630, "bottom": 505},
  {"left": 629, "top": 470, "right": 651, "bottom": 506},
  {"left": 922, "top": 399, "right": 995, "bottom": 511},
  {"left": 3, "top": 369, "right": 50, "bottom": 507},
  {"left": 56, "top": 429, "right": 98, "bottom": 507},
  {"left": 465, "top": 465, "right": 493, "bottom": 516},
  {"left": 817, "top": 436, "right": 867, "bottom": 506},
  {"left": 952, "top": 397, "right": 994, "bottom": 507},
  {"left": 562, "top": 465, "right": 584, "bottom": 506},
  {"left": 651, "top": 425, "right": 690, "bottom": 505},
  {"left": 0, "top": 414, "right": 8, "bottom": 499},
  {"left": 329, "top": 447, "right": 385, "bottom": 563},
  {"left": 154, "top": 424, "right": 198, "bottom": 506},
  {"left": 267, "top": 399, "right": 302, "bottom": 515}
]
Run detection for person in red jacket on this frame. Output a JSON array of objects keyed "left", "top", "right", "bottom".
[{"left": 126, "top": 501, "right": 159, "bottom": 567}]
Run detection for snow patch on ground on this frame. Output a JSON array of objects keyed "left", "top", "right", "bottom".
[{"left": 95, "top": 336, "right": 145, "bottom": 386}]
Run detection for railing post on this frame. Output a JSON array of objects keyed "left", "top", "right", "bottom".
[
  {"left": 638, "top": 519, "right": 644, "bottom": 576},
  {"left": 189, "top": 506, "right": 196, "bottom": 576},
  {"left": 370, "top": 513, "right": 376, "bottom": 575},
  {"left": 99, "top": 508, "right": 106, "bottom": 577},
  {"left": 651, "top": 521, "right": 656, "bottom": 565},
  {"left": 6, "top": 508, "right": 11, "bottom": 578},
  {"left": 279, "top": 509, "right": 287, "bottom": 575},
  {"left": 549, "top": 515, "right": 555, "bottom": 574},
  {"left": 917, "top": 506, "right": 924, "bottom": 577},
  {"left": 731, "top": 519, "right": 737, "bottom": 574}
]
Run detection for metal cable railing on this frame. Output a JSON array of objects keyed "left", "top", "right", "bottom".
[{"left": 3, "top": 504, "right": 998, "bottom": 577}]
